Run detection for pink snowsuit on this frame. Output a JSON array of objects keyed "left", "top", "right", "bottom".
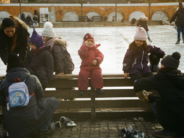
[{"left": 78, "top": 44, "right": 104, "bottom": 90}]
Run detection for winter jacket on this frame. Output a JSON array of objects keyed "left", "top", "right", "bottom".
[
  {"left": 134, "top": 70, "right": 184, "bottom": 135},
  {"left": 0, "top": 16, "right": 30, "bottom": 65},
  {"left": 170, "top": 5, "right": 184, "bottom": 27},
  {"left": 78, "top": 44, "right": 104, "bottom": 68},
  {"left": 137, "top": 17, "right": 149, "bottom": 31},
  {"left": 33, "top": 16, "right": 38, "bottom": 22},
  {"left": 52, "top": 38, "right": 74, "bottom": 74},
  {"left": 21, "top": 13, "right": 26, "bottom": 22},
  {"left": 0, "top": 67, "right": 60, "bottom": 138},
  {"left": 25, "top": 46, "right": 55, "bottom": 88},
  {"left": 26, "top": 16, "right": 32, "bottom": 24},
  {"left": 123, "top": 45, "right": 165, "bottom": 74}
]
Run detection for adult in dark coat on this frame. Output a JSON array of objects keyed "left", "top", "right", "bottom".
[
  {"left": 137, "top": 14, "right": 152, "bottom": 42},
  {"left": 0, "top": 16, "right": 29, "bottom": 65},
  {"left": 170, "top": 2, "right": 184, "bottom": 44},
  {"left": 26, "top": 14, "right": 32, "bottom": 27},
  {"left": 134, "top": 52, "right": 184, "bottom": 137},
  {"left": 0, "top": 53, "right": 60, "bottom": 138},
  {"left": 21, "top": 12, "right": 26, "bottom": 22}
]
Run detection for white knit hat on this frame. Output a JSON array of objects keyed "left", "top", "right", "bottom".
[
  {"left": 134, "top": 27, "right": 147, "bottom": 41},
  {"left": 41, "top": 22, "right": 56, "bottom": 38}
]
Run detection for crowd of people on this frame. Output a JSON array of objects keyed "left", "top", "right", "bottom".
[
  {"left": 21, "top": 12, "right": 38, "bottom": 27},
  {"left": 0, "top": 2, "right": 183, "bottom": 137}
]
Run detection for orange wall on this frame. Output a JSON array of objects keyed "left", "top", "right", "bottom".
[
  {"left": 1, "top": 0, "right": 10, "bottom": 3},
  {"left": 0, "top": 4, "right": 178, "bottom": 21}
]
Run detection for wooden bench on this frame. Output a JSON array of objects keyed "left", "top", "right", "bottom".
[{"left": 44, "top": 74, "right": 153, "bottom": 120}]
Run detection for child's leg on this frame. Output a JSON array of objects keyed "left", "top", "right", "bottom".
[
  {"left": 90, "top": 67, "right": 103, "bottom": 89},
  {"left": 78, "top": 69, "right": 90, "bottom": 90},
  {"left": 129, "top": 72, "right": 142, "bottom": 82}
]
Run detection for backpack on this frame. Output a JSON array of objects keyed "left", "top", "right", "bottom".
[{"left": 6, "top": 78, "right": 35, "bottom": 109}]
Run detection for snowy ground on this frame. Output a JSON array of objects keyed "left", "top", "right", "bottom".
[{"left": 0, "top": 25, "right": 183, "bottom": 76}]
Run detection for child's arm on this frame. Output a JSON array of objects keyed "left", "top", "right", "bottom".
[
  {"left": 96, "top": 49, "right": 104, "bottom": 65},
  {"left": 123, "top": 49, "right": 133, "bottom": 76},
  {"left": 45, "top": 51, "right": 55, "bottom": 81},
  {"left": 52, "top": 46, "right": 65, "bottom": 74},
  {"left": 78, "top": 44, "right": 89, "bottom": 60},
  {"left": 148, "top": 45, "right": 165, "bottom": 58}
]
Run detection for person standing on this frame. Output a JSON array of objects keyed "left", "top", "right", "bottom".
[
  {"left": 33, "top": 15, "right": 38, "bottom": 26},
  {"left": 26, "top": 14, "right": 32, "bottom": 27},
  {"left": 0, "top": 16, "right": 29, "bottom": 65},
  {"left": 21, "top": 12, "right": 26, "bottom": 23},
  {"left": 170, "top": 2, "right": 184, "bottom": 44},
  {"left": 137, "top": 14, "right": 152, "bottom": 42}
]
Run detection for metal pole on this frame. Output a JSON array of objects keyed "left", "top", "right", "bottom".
[
  {"left": 81, "top": 3, "right": 83, "bottom": 16},
  {"left": 115, "top": 0, "right": 117, "bottom": 21},
  {"left": 18, "top": 0, "right": 21, "bottom": 19},
  {"left": 149, "top": 0, "right": 151, "bottom": 20}
]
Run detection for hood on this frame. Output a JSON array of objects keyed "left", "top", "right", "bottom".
[
  {"left": 54, "top": 38, "right": 68, "bottom": 47},
  {"left": 139, "top": 15, "right": 148, "bottom": 21},
  {"left": 178, "top": 2, "right": 184, "bottom": 11},
  {"left": 156, "top": 70, "right": 184, "bottom": 90},
  {"left": 5, "top": 67, "right": 30, "bottom": 83},
  {"left": 0, "top": 16, "right": 29, "bottom": 31}
]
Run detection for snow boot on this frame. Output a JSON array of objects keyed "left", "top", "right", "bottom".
[
  {"left": 175, "top": 39, "right": 180, "bottom": 44},
  {"left": 79, "top": 90, "right": 84, "bottom": 96},
  {"left": 96, "top": 89, "right": 104, "bottom": 95}
]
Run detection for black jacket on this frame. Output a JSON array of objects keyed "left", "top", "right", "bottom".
[
  {"left": 25, "top": 46, "right": 55, "bottom": 88},
  {"left": 134, "top": 70, "right": 184, "bottom": 135},
  {"left": 137, "top": 17, "right": 149, "bottom": 31},
  {"left": 26, "top": 16, "right": 32, "bottom": 24},
  {"left": 0, "top": 16, "right": 30, "bottom": 64},
  {"left": 170, "top": 5, "right": 184, "bottom": 27},
  {"left": 33, "top": 16, "right": 38, "bottom": 22},
  {"left": 51, "top": 38, "right": 74, "bottom": 74},
  {"left": 0, "top": 67, "right": 60, "bottom": 138}
]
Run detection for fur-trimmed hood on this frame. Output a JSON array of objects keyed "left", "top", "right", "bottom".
[
  {"left": 0, "top": 16, "right": 29, "bottom": 31},
  {"left": 139, "top": 16, "right": 148, "bottom": 21},
  {"left": 54, "top": 37, "right": 68, "bottom": 47},
  {"left": 139, "top": 14, "right": 148, "bottom": 21}
]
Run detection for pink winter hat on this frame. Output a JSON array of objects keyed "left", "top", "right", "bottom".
[{"left": 134, "top": 27, "right": 147, "bottom": 41}]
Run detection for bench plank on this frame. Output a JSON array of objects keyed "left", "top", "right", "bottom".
[
  {"left": 44, "top": 89, "right": 136, "bottom": 98},
  {"left": 57, "top": 100, "right": 152, "bottom": 109},
  {"left": 47, "top": 78, "right": 133, "bottom": 88}
]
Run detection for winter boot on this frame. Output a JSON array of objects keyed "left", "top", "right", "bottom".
[
  {"left": 96, "top": 89, "right": 104, "bottom": 95},
  {"left": 136, "top": 90, "right": 152, "bottom": 102},
  {"left": 175, "top": 39, "right": 180, "bottom": 44},
  {"left": 79, "top": 90, "right": 84, "bottom": 96},
  {"left": 152, "top": 129, "right": 172, "bottom": 138},
  {"left": 148, "top": 37, "right": 152, "bottom": 42},
  {"left": 39, "top": 129, "right": 54, "bottom": 138}
]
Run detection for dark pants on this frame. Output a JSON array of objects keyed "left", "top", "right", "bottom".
[
  {"left": 177, "top": 26, "right": 184, "bottom": 40},
  {"left": 129, "top": 72, "right": 153, "bottom": 82}
]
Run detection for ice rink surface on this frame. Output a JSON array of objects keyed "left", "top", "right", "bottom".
[{"left": 0, "top": 25, "right": 183, "bottom": 76}]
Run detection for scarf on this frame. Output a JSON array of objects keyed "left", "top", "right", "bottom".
[
  {"left": 31, "top": 45, "right": 46, "bottom": 55},
  {"left": 44, "top": 37, "right": 59, "bottom": 51}
]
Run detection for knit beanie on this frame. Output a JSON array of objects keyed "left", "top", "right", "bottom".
[
  {"left": 41, "top": 22, "right": 56, "bottom": 38},
  {"left": 7, "top": 53, "right": 24, "bottom": 72},
  {"left": 83, "top": 33, "right": 95, "bottom": 43},
  {"left": 134, "top": 27, "right": 147, "bottom": 41},
  {"left": 161, "top": 52, "right": 181, "bottom": 69},
  {"left": 29, "top": 28, "right": 44, "bottom": 49}
]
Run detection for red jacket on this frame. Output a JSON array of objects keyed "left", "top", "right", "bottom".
[{"left": 78, "top": 44, "right": 104, "bottom": 68}]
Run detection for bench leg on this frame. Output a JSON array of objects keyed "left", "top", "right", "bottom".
[{"left": 91, "top": 87, "right": 96, "bottom": 121}]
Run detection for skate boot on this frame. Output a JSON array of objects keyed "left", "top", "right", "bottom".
[
  {"left": 175, "top": 39, "right": 180, "bottom": 44},
  {"left": 148, "top": 37, "right": 152, "bottom": 42}
]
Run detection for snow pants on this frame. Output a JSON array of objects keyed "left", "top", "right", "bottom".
[{"left": 78, "top": 67, "right": 103, "bottom": 90}]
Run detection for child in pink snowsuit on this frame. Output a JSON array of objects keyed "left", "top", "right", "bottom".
[{"left": 78, "top": 33, "right": 104, "bottom": 96}]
